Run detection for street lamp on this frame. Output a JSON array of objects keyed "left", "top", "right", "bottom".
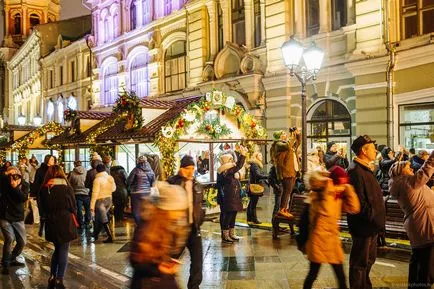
[
  {"left": 17, "top": 114, "right": 26, "bottom": 126},
  {"left": 281, "top": 36, "right": 324, "bottom": 175},
  {"left": 33, "top": 114, "right": 42, "bottom": 126}
]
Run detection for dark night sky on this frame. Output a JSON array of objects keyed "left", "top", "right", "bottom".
[{"left": 60, "top": 0, "right": 91, "bottom": 20}]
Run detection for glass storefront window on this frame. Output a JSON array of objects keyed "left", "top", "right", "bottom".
[
  {"left": 63, "top": 149, "right": 75, "bottom": 173},
  {"left": 79, "top": 148, "right": 90, "bottom": 169},
  {"left": 117, "top": 144, "right": 136, "bottom": 174},
  {"left": 399, "top": 103, "right": 434, "bottom": 153}
]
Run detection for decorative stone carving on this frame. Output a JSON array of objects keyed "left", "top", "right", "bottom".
[
  {"left": 202, "top": 62, "right": 215, "bottom": 82},
  {"left": 240, "top": 54, "right": 263, "bottom": 75},
  {"left": 214, "top": 43, "right": 245, "bottom": 79}
]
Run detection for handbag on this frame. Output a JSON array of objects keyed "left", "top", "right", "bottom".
[
  {"left": 249, "top": 184, "right": 264, "bottom": 196},
  {"left": 71, "top": 213, "right": 79, "bottom": 228}
]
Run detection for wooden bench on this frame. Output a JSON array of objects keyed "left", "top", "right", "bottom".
[
  {"left": 384, "top": 198, "right": 407, "bottom": 239},
  {"left": 271, "top": 193, "right": 306, "bottom": 239}
]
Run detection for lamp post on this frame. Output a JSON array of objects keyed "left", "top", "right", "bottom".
[
  {"left": 281, "top": 36, "right": 324, "bottom": 175},
  {"left": 33, "top": 114, "right": 42, "bottom": 126},
  {"left": 17, "top": 113, "right": 26, "bottom": 126}
]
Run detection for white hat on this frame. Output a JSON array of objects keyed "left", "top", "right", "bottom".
[
  {"left": 92, "top": 152, "right": 102, "bottom": 162},
  {"left": 156, "top": 181, "right": 188, "bottom": 211},
  {"left": 219, "top": 153, "right": 234, "bottom": 165}
]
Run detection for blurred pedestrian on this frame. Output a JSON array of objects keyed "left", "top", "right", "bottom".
[
  {"left": 347, "top": 135, "right": 386, "bottom": 289},
  {"left": 307, "top": 149, "right": 325, "bottom": 172},
  {"left": 303, "top": 167, "right": 360, "bottom": 289},
  {"left": 40, "top": 165, "right": 78, "bottom": 289},
  {"left": 91, "top": 164, "right": 116, "bottom": 243},
  {"left": 168, "top": 155, "right": 206, "bottom": 289},
  {"left": 217, "top": 145, "right": 248, "bottom": 243},
  {"left": 247, "top": 152, "right": 268, "bottom": 224},
  {"left": 68, "top": 160, "right": 91, "bottom": 232},
  {"left": 0, "top": 166, "right": 29, "bottom": 275},
  {"left": 130, "top": 182, "right": 190, "bottom": 289},
  {"left": 389, "top": 152, "right": 434, "bottom": 289},
  {"left": 110, "top": 160, "right": 128, "bottom": 221},
  {"left": 127, "top": 154, "right": 155, "bottom": 224}
]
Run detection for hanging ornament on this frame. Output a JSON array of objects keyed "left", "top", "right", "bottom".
[
  {"left": 224, "top": 96, "right": 235, "bottom": 110},
  {"left": 162, "top": 126, "right": 174, "bottom": 138},
  {"left": 212, "top": 91, "right": 223, "bottom": 105}
]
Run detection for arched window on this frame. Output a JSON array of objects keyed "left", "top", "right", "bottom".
[
  {"left": 164, "top": 0, "right": 172, "bottom": 16},
  {"left": 165, "top": 41, "right": 186, "bottom": 93},
  {"left": 231, "top": 0, "right": 245, "bottom": 45},
  {"left": 130, "top": 1, "right": 137, "bottom": 30},
  {"left": 143, "top": 0, "right": 152, "bottom": 25},
  {"left": 14, "top": 14, "right": 21, "bottom": 34},
  {"left": 307, "top": 99, "right": 352, "bottom": 153},
  {"left": 103, "top": 62, "right": 118, "bottom": 105},
  {"left": 130, "top": 53, "right": 149, "bottom": 98},
  {"left": 30, "top": 14, "right": 40, "bottom": 28},
  {"left": 306, "top": 0, "right": 320, "bottom": 36}
]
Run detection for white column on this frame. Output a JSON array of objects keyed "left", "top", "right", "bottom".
[
  {"left": 206, "top": 0, "right": 218, "bottom": 60},
  {"left": 347, "top": 0, "right": 355, "bottom": 25},
  {"left": 220, "top": 0, "right": 231, "bottom": 44},
  {"left": 135, "top": 0, "right": 143, "bottom": 27},
  {"left": 260, "top": 0, "right": 266, "bottom": 46},
  {"left": 319, "top": 0, "right": 331, "bottom": 33},
  {"left": 244, "top": 0, "right": 254, "bottom": 49},
  {"left": 294, "top": 0, "right": 304, "bottom": 37}
]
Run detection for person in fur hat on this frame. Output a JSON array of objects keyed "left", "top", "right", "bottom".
[
  {"left": 216, "top": 145, "right": 248, "bottom": 243},
  {"left": 247, "top": 152, "right": 268, "bottom": 224}
]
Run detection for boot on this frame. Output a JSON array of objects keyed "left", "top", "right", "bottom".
[
  {"left": 246, "top": 206, "right": 253, "bottom": 223},
  {"left": 55, "top": 279, "right": 65, "bottom": 289},
  {"left": 102, "top": 223, "right": 114, "bottom": 243},
  {"left": 252, "top": 208, "right": 261, "bottom": 225},
  {"left": 91, "top": 221, "right": 102, "bottom": 242},
  {"left": 229, "top": 228, "right": 240, "bottom": 241},
  {"left": 47, "top": 275, "right": 56, "bottom": 289},
  {"left": 221, "top": 230, "right": 233, "bottom": 244}
]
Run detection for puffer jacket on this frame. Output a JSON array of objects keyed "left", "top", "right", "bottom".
[
  {"left": 306, "top": 183, "right": 360, "bottom": 264},
  {"left": 110, "top": 165, "right": 128, "bottom": 198},
  {"left": 68, "top": 166, "right": 89, "bottom": 196},
  {"left": 127, "top": 162, "right": 155, "bottom": 195},
  {"left": 389, "top": 151, "right": 434, "bottom": 248},
  {"left": 90, "top": 171, "right": 116, "bottom": 210}
]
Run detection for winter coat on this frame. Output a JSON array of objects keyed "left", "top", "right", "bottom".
[
  {"left": 31, "top": 163, "right": 49, "bottom": 198},
  {"left": 306, "top": 183, "right": 360, "bottom": 264},
  {"left": 216, "top": 154, "right": 246, "bottom": 212},
  {"left": 268, "top": 166, "right": 282, "bottom": 194},
  {"left": 68, "top": 166, "right": 89, "bottom": 196},
  {"left": 144, "top": 154, "right": 162, "bottom": 181},
  {"left": 389, "top": 151, "right": 434, "bottom": 248},
  {"left": 411, "top": 155, "right": 425, "bottom": 172},
  {"left": 40, "top": 178, "right": 78, "bottom": 245},
  {"left": 248, "top": 159, "right": 268, "bottom": 196},
  {"left": 110, "top": 165, "right": 129, "bottom": 198},
  {"left": 323, "top": 151, "right": 349, "bottom": 170},
  {"left": 90, "top": 171, "right": 116, "bottom": 210},
  {"left": 347, "top": 159, "right": 386, "bottom": 237},
  {"left": 29, "top": 164, "right": 37, "bottom": 184},
  {"left": 0, "top": 175, "right": 29, "bottom": 222},
  {"left": 85, "top": 159, "right": 103, "bottom": 198},
  {"left": 274, "top": 134, "right": 301, "bottom": 180},
  {"left": 127, "top": 162, "right": 155, "bottom": 195},
  {"left": 167, "top": 174, "right": 206, "bottom": 233},
  {"left": 379, "top": 157, "right": 396, "bottom": 192}
]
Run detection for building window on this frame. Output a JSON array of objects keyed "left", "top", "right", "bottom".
[
  {"left": 103, "top": 62, "right": 118, "bottom": 105},
  {"left": 30, "top": 14, "right": 40, "bottom": 29},
  {"left": 70, "top": 61, "right": 75, "bottom": 82},
  {"left": 60, "top": 66, "right": 63, "bottom": 85},
  {"left": 307, "top": 99, "right": 352, "bottom": 154},
  {"left": 218, "top": 3, "right": 224, "bottom": 50},
  {"left": 254, "top": 0, "right": 261, "bottom": 47},
  {"left": 143, "top": 0, "right": 152, "bottom": 24},
  {"left": 399, "top": 102, "right": 434, "bottom": 153},
  {"left": 130, "top": 1, "right": 137, "bottom": 30},
  {"left": 232, "top": 0, "right": 245, "bottom": 46},
  {"left": 165, "top": 41, "right": 186, "bottom": 93},
  {"left": 86, "top": 57, "right": 91, "bottom": 78},
  {"left": 332, "top": 0, "right": 347, "bottom": 30},
  {"left": 49, "top": 70, "right": 54, "bottom": 89},
  {"left": 14, "top": 14, "right": 21, "bottom": 34},
  {"left": 164, "top": 0, "right": 172, "bottom": 15},
  {"left": 130, "top": 54, "right": 149, "bottom": 98},
  {"left": 402, "top": 0, "right": 434, "bottom": 39},
  {"left": 104, "top": 18, "right": 110, "bottom": 42},
  {"left": 306, "top": 0, "right": 320, "bottom": 36},
  {"left": 63, "top": 149, "right": 75, "bottom": 173}
]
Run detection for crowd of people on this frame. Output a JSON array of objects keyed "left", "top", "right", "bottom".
[{"left": 0, "top": 128, "right": 433, "bottom": 289}]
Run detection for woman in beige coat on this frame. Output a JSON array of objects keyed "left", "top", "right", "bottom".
[{"left": 304, "top": 166, "right": 360, "bottom": 289}]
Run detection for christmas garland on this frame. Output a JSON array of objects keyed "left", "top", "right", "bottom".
[
  {"left": 155, "top": 89, "right": 266, "bottom": 177},
  {"left": 113, "top": 90, "right": 143, "bottom": 131},
  {"left": 64, "top": 108, "right": 78, "bottom": 122}
]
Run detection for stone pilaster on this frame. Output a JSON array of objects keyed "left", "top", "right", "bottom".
[
  {"left": 319, "top": 0, "right": 331, "bottom": 34},
  {"left": 220, "top": 0, "right": 231, "bottom": 44},
  {"left": 244, "top": 0, "right": 254, "bottom": 49},
  {"left": 206, "top": 0, "right": 218, "bottom": 60}
]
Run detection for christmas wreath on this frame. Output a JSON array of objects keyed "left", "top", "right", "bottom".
[
  {"left": 64, "top": 108, "right": 77, "bottom": 122},
  {"left": 113, "top": 90, "right": 143, "bottom": 131}
]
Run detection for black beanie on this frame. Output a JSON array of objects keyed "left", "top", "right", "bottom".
[
  {"left": 327, "top": 141, "right": 336, "bottom": 151},
  {"left": 180, "top": 155, "right": 195, "bottom": 168}
]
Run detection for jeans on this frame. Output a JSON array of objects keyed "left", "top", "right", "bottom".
[
  {"left": 0, "top": 219, "right": 26, "bottom": 267},
  {"left": 408, "top": 245, "right": 432, "bottom": 289},
  {"left": 50, "top": 242, "right": 70, "bottom": 278},
  {"left": 272, "top": 185, "right": 282, "bottom": 217},
  {"left": 303, "top": 262, "right": 346, "bottom": 289},
  {"left": 186, "top": 227, "right": 203, "bottom": 289},
  {"left": 112, "top": 191, "right": 127, "bottom": 221},
  {"left": 131, "top": 193, "right": 148, "bottom": 224},
  {"left": 94, "top": 197, "right": 112, "bottom": 224},
  {"left": 280, "top": 177, "right": 295, "bottom": 210},
  {"left": 247, "top": 195, "right": 259, "bottom": 221},
  {"left": 76, "top": 194, "right": 91, "bottom": 228},
  {"left": 349, "top": 234, "right": 378, "bottom": 289},
  {"left": 220, "top": 211, "right": 237, "bottom": 230}
]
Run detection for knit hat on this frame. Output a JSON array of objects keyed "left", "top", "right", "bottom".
[
  {"left": 156, "top": 181, "right": 188, "bottom": 211},
  {"left": 329, "top": 165, "right": 349, "bottom": 185},
  {"left": 137, "top": 154, "right": 147, "bottom": 163},
  {"left": 273, "top": 130, "right": 285, "bottom": 140},
  {"left": 96, "top": 163, "right": 106, "bottom": 173},
  {"left": 180, "top": 155, "right": 195, "bottom": 168},
  {"left": 327, "top": 141, "right": 336, "bottom": 151},
  {"left": 92, "top": 152, "right": 102, "bottom": 162},
  {"left": 389, "top": 161, "right": 409, "bottom": 178},
  {"left": 219, "top": 153, "right": 234, "bottom": 165}
]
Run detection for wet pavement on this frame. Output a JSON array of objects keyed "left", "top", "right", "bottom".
[{"left": 0, "top": 193, "right": 424, "bottom": 289}]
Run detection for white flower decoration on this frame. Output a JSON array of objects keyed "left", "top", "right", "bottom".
[
  {"left": 225, "top": 96, "right": 235, "bottom": 109},
  {"left": 256, "top": 126, "right": 265, "bottom": 137},
  {"left": 184, "top": 110, "right": 196, "bottom": 122},
  {"left": 205, "top": 92, "right": 212, "bottom": 102},
  {"left": 214, "top": 125, "right": 222, "bottom": 134},
  {"left": 162, "top": 126, "right": 174, "bottom": 138}
]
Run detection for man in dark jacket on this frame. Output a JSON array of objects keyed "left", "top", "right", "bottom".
[
  {"left": 323, "top": 141, "right": 349, "bottom": 170},
  {"left": 0, "top": 167, "right": 29, "bottom": 274},
  {"left": 167, "top": 155, "right": 205, "bottom": 289},
  {"left": 347, "top": 135, "right": 386, "bottom": 289},
  {"left": 68, "top": 160, "right": 91, "bottom": 231},
  {"left": 85, "top": 158, "right": 103, "bottom": 199}
]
